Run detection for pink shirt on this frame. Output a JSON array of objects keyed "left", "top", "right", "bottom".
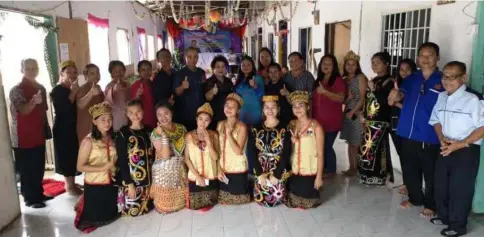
[
  {"left": 130, "top": 79, "right": 156, "bottom": 129},
  {"left": 312, "top": 76, "right": 346, "bottom": 132}
]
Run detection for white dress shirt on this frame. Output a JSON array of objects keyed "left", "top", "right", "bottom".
[{"left": 429, "top": 84, "right": 484, "bottom": 145}]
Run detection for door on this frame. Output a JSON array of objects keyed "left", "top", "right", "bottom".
[
  {"left": 56, "top": 18, "right": 90, "bottom": 83},
  {"left": 325, "top": 20, "right": 351, "bottom": 73}
]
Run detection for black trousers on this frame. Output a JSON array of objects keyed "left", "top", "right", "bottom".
[
  {"left": 401, "top": 138, "right": 439, "bottom": 210},
  {"left": 14, "top": 146, "right": 46, "bottom": 204},
  {"left": 435, "top": 145, "right": 480, "bottom": 234},
  {"left": 390, "top": 131, "right": 404, "bottom": 183}
]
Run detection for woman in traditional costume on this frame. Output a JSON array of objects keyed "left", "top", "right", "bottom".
[
  {"left": 285, "top": 91, "right": 324, "bottom": 209},
  {"left": 357, "top": 52, "right": 394, "bottom": 185},
  {"left": 249, "top": 95, "right": 292, "bottom": 207},
  {"left": 185, "top": 103, "right": 220, "bottom": 211},
  {"left": 150, "top": 101, "right": 188, "bottom": 214},
  {"left": 115, "top": 100, "right": 154, "bottom": 216},
  {"left": 217, "top": 93, "right": 251, "bottom": 205},
  {"left": 74, "top": 102, "right": 119, "bottom": 233}
]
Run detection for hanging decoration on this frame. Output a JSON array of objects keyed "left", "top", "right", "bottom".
[
  {"left": 25, "top": 15, "right": 58, "bottom": 33},
  {"left": 209, "top": 10, "right": 221, "bottom": 23}
]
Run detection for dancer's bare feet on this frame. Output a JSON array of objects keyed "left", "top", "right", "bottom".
[
  {"left": 398, "top": 185, "right": 408, "bottom": 195},
  {"left": 420, "top": 208, "right": 435, "bottom": 218},
  {"left": 67, "top": 185, "right": 83, "bottom": 196},
  {"left": 342, "top": 169, "right": 357, "bottom": 177},
  {"left": 400, "top": 200, "right": 413, "bottom": 209}
]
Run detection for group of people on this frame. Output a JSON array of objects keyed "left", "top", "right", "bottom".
[{"left": 8, "top": 41, "right": 483, "bottom": 237}]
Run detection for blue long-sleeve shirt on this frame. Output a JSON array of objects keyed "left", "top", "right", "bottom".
[{"left": 396, "top": 69, "right": 444, "bottom": 144}]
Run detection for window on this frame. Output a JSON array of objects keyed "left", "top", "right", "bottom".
[
  {"left": 147, "top": 34, "right": 155, "bottom": 60},
  {"left": 116, "top": 28, "right": 131, "bottom": 65},
  {"left": 137, "top": 27, "right": 146, "bottom": 60},
  {"left": 299, "top": 27, "right": 312, "bottom": 70},
  {"left": 157, "top": 35, "right": 162, "bottom": 51},
  {"left": 382, "top": 8, "right": 431, "bottom": 75},
  {"left": 88, "top": 14, "right": 110, "bottom": 89},
  {"left": 268, "top": 33, "right": 274, "bottom": 55}
]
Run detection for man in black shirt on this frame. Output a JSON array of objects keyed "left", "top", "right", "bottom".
[{"left": 152, "top": 49, "right": 175, "bottom": 106}]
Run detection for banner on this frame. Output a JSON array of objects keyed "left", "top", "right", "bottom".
[{"left": 182, "top": 30, "right": 231, "bottom": 53}]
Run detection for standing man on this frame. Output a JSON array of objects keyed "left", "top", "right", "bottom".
[
  {"left": 152, "top": 49, "right": 175, "bottom": 106},
  {"left": 428, "top": 61, "right": 484, "bottom": 237},
  {"left": 9, "top": 58, "right": 51, "bottom": 208},
  {"left": 388, "top": 42, "right": 444, "bottom": 218}
]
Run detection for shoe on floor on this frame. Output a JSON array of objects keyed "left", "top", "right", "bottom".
[
  {"left": 440, "top": 228, "right": 466, "bottom": 237},
  {"left": 43, "top": 195, "right": 54, "bottom": 201},
  {"left": 29, "top": 202, "right": 46, "bottom": 209}
]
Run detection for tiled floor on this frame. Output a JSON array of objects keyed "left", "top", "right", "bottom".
[{"left": 2, "top": 139, "right": 484, "bottom": 237}]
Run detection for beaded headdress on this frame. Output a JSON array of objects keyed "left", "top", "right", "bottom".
[
  {"left": 89, "top": 102, "right": 112, "bottom": 118},
  {"left": 262, "top": 95, "right": 279, "bottom": 103},
  {"left": 60, "top": 60, "right": 77, "bottom": 70},
  {"left": 196, "top": 103, "right": 213, "bottom": 117},
  {"left": 288, "top": 91, "right": 309, "bottom": 105},
  {"left": 226, "top": 93, "right": 244, "bottom": 107},
  {"left": 343, "top": 50, "right": 360, "bottom": 62}
]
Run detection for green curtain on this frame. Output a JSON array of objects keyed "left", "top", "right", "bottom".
[
  {"left": 472, "top": 1, "right": 484, "bottom": 214},
  {"left": 24, "top": 15, "right": 59, "bottom": 87}
]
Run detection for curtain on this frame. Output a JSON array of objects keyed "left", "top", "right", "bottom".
[
  {"left": 88, "top": 13, "right": 110, "bottom": 90},
  {"left": 137, "top": 27, "right": 146, "bottom": 61}
]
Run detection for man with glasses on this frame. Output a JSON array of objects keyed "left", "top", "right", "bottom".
[
  {"left": 388, "top": 42, "right": 444, "bottom": 218},
  {"left": 428, "top": 61, "right": 484, "bottom": 237}
]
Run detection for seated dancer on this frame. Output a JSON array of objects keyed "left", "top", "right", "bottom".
[
  {"left": 185, "top": 103, "right": 219, "bottom": 211},
  {"left": 428, "top": 61, "right": 484, "bottom": 237},
  {"left": 217, "top": 93, "right": 251, "bottom": 205},
  {"left": 249, "top": 95, "right": 292, "bottom": 207},
  {"left": 74, "top": 102, "right": 119, "bottom": 233},
  {"left": 115, "top": 100, "right": 154, "bottom": 216},
  {"left": 150, "top": 101, "right": 188, "bottom": 214},
  {"left": 285, "top": 91, "right": 324, "bottom": 209}
]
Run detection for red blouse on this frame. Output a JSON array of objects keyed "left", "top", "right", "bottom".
[{"left": 312, "top": 76, "right": 346, "bottom": 132}]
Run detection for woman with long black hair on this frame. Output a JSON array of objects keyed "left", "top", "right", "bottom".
[
  {"left": 258, "top": 47, "right": 275, "bottom": 85},
  {"left": 312, "top": 55, "right": 346, "bottom": 179}
]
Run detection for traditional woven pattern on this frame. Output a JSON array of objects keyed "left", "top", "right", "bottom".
[
  {"left": 218, "top": 190, "right": 251, "bottom": 205},
  {"left": 285, "top": 192, "right": 321, "bottom": 209},
  {"left": 188, "top": 190, "right": 218, "bottom": 210}
]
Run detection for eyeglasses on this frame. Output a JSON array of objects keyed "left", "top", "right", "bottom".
[{"left": 441, "top": 74, "right": 463, "bottom": 81}]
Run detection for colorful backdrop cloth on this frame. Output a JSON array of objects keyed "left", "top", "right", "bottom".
[
  {"left": 166, "top": 19, "right": 246, "bottom": 54},
  {"left": 183, "top": 30, "right": 231, "bottom": 53}
]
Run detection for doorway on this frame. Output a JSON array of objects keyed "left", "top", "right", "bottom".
[
  {"left": 325, "top": 20, "right": 351, "bottom": 73},
  {"left": 278, "top": 20, "right": 288, "bottom": 67}
]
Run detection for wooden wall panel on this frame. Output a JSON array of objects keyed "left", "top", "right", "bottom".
[{"left": 56, "top": 18, "right": 90, "bottom": 71}]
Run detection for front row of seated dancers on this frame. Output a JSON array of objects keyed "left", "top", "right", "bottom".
[{"left": 74, "top": 90, "right": 324, "bottom": 233}]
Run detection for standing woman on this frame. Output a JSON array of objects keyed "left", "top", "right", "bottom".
[
  {"left": 357, "top": 52, "right": 394, "bottom": 185},
  {"left": 248, "top": 95, "right": 292, "bottom": 207},
  {"left": 130, "top": 60, "right": 157, "bottom": 129},
  {"left": 74, "top": 102, "right": 119, "bottom": 233},
  {"left": 286, "top": 91, "right": 324, "bottom": 209},
  {"left": 340, "top": 51, "right": 368, "bottom": 176},
  {"left": 105, "top": 60, "right": 130, "bottom": 131},
  {"left": 390, "top": 59, "right": 417, "bottom": 194},
  {"left": 50, "top": 60, "right": 82, "bottom": 195},
  {"left": 312, "top": 55, "right": 346, "bottom": 178},
  {"left": 115, "top": 100, "right": 154, "bottom": 216},
  {"left": 235, "top": 56, "right": 265, "bottom": 127},
  {"left": 217, "top": 93, "right": 250, "bottom": 205},
  {"left": 76, "top": 64, "right": 104, "bottom": 142},
  {"left": 185, "top": 103, "right": 220, "bottom": 211},
  {"left": 258, "top": 47, "right": 274, "bottom": 85},
  {"left": 150, "top": 102, "right": 188, "bottom": 214},
  {"left": 204, "top": 55, "right": 235, "bottom": 130}
]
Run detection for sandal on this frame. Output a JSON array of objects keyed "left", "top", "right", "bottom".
[
  {"left": 398, "top": 185, "right": 408, "bottom": 195},
  {"left": 440, "top": 228, "right": 465, "bottom": 237},
  {"left": 399, "top": 200, "right": 413, "bottom": 209},
  {"left": 430, "top": 217, "right": 446, "bottom": 226}
]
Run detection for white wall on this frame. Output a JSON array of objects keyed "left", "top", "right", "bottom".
[{"left": 0, "top": 1, "right": 164, "bottom": 66}]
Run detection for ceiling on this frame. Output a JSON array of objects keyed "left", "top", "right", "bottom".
[{"left": 138, "top": 0, "right": 268, "bottom": 19}]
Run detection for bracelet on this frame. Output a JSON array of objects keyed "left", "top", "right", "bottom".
[{"left": 161, "top": 137, "right": 169, "bottom": 145}]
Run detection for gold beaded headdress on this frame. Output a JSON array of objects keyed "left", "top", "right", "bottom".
[
  {"left": 89, "top": 102, "right": 112, "bottom": 118},
  {"left": 262, "top": 95, "right": 279, "bottom": 103},
  {"left": 196, "top": 103, "right": 213, "bottom": 117},
  {"left": 226, "top": 93, "right": 244, "bottom": 107},
  {"left": 288, "top": 91, "right": 309, "bottom": 105},
  {"left": 60, "top": 60, "right": 77, "bottom": 70},
  {"left": 343, "top": 50, "right": 360, "bottom": 62}
]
